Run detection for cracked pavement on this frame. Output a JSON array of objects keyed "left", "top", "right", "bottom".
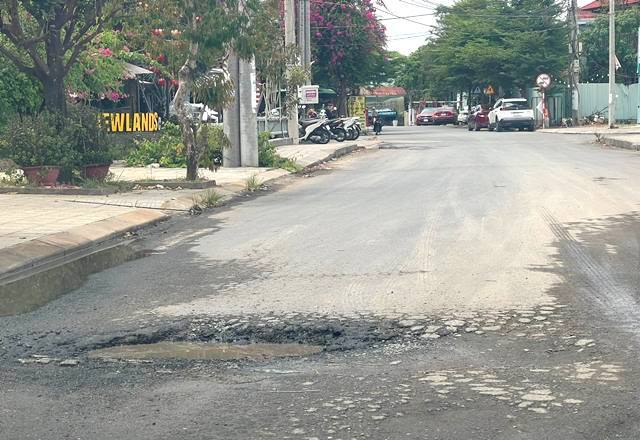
[{"left": 1, "top": 126, "right": 640, "bottom": 439}]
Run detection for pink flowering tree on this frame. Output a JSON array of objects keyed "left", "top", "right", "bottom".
[
  {"left": 310, "top": 0, "right": 386, "bottom": 114},
  {"left": 0, "top": 1, "right": 123, "bottom": 114}
]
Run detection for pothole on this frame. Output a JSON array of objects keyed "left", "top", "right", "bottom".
[{"left": 87, "top": 341, "right": 323, "bottom": 361}]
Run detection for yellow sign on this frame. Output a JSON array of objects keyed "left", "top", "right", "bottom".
[
  {"left": 348, "top": 96, "right": 366, "bottom": 122},
  {"left": 101, "top": 112, "right": 160, "bottom": 133},
  {"left": 484, "top": 85, "right": 495, "bottom": 96}
]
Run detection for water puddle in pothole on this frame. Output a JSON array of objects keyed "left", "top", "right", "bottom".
[{"left": 88, "top": 341, "right": 323, "bottom": 361}]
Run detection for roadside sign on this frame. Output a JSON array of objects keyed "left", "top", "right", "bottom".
[
  {"left": 536, "top": 73, "right": 551, "bottom": 89},
  {"left": 473, "top": 86, "right": 482, "bottom": 95},
  {"left": 348, "top": 96, "right": 366, "bottom": 122},
  {"left": 299, "top": 85, "right": 319, "bottom": 104},
  {"left": 484, "top": 85, "right": 495, "bottom": 95}
]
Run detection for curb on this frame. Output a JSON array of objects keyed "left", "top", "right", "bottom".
[
  {"left": 0, "top": 140, "right": 373, "bottom": 315},
  {"left": 303, "top": 143, "right": 361, "bottom": 169},
  {"left": 601, "top": 136, "right": 640, "bottom": 151},
  {"left": 0, "top": 209, "right": 168, "bottom": 316},
  {"left": 539, "top": 129, "right": 640, "bottom": 136}
]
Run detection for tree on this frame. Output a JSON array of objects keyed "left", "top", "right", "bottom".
[
  {"left": 310, "top": 0, "right": 387, "bottom": 114},
  {"left": 0, "top": 61, "right": 41, "bottom": 126},
  {"left": 581, "top": 8, "right": 640, "bottom": 85},
  {"left": 396, "top": 0, "right": 567, "bottom": 100},
  {"left": 0, "top": 0, "right": 122, "bottom": 113},
  {"left": 253, "top": 0, "right": 298, "bottom": 114},
  {"left": 128, "top": 0, "right": 260, "bottom": 180}
]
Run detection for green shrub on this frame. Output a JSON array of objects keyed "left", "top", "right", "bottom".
[
  {"left": 258, "top": 131, "right": 300, "bottom": 172},
  {"left": 0, "top": 112, "right": 80, "bottom": 169},
  {"left": 126, "top": 122, "right": 186, "bottom": 167},
  {"left": 198, "top": 124, "right": 229, "bottom": 170},
  {"left": 67, "top": 105, "right": 114, "bottom": 166},
  {"left": 0, "top": 104, "right": 114, "bottom": 181}
]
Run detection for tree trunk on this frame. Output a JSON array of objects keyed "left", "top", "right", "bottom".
[
  {"left": 337, "top": 86, "right": 348, "bottom": 118},
  {"left": 42, "top": 75, "right": 67, "bottom": 114},
  {"left": 173, "top": 7, "right": 200, "bottom": 181},
  {"left": 43, "top": 30, "right": 68, "bottom": 114}
]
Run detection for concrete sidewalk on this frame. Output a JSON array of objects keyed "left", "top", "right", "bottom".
[
  {"left": 539, "top": 125, "right": 640, "bottom": 151},
  {"left": 0, "top": 137, "right": 379, "bottom": 309},
  {"left": 539, "top": 125, "right": 640, "bottom": 135}
]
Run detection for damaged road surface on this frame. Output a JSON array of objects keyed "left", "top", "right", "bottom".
[{"left": 2, "top": 127, "right": 640, "bottom": 439}]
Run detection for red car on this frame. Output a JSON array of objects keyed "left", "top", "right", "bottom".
[
  {"left": 432, "top": 107, "right": 458, "bottom": 125},
  {"left": 467, "top": 106, "right": 490, "bottom": 131}
]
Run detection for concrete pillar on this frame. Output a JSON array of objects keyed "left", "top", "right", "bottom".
[
  {"left": 239, "top": 57, "right": 258, "bottom": 167},
  {"left": 224, "top": 53, "right": 241, "bottom": 167}
]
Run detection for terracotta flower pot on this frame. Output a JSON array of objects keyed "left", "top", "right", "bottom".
[
  {"left": 82, "top": 163, "right": 111, "bottom": 181},
  {"left": 21, "top": 166, "right": 61, "bottom": 186}
]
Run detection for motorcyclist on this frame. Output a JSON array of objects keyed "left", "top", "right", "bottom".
[{"left": 372, "top": 109, "right": 382, "bottom": 135}]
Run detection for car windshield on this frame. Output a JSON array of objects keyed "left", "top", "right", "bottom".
[
  {"left": 503, "top": 101, "right": 529, "bottom": 110},
  {"left": 420, "top": 108, "right": 437, "bottom": 114}
]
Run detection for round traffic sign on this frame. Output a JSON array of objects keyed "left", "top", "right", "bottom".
[{"left": 536, "top": 73, "right": 551, "bottom": 89}]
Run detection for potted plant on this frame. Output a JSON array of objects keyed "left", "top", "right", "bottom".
[
  {"left": 0, "top": 112, "right": 77, "bottom": 186},
  {"left": 67, "top": 105, "right": 114, "bottom": 181},
  {"left": 81, "top": 150, "right": 113, "bottom": 180}
]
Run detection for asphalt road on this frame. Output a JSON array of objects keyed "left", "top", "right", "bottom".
[{"left": 2, "top": 126, "right": 640, "bottom": 439}]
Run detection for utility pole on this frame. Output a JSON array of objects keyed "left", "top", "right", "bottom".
[
  {"left": 637, "top": 27, "right": 640, "bottom": 124},
  {"left": 608, "top": 0, "right": 616, "bottom": 128},
  {"left": 569, "top": 0, "right": 580, "bottom": 125},
  {"left": 299, "top": 0, "right": 312, "bottom": 82},
  {"left": 284, "top": 0, "right": 299, "bottom": 143}
]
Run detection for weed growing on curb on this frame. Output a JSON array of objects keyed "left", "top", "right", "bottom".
[
  {"left": 194, "top": 189, "right": 224, "bottom": 208},
  {"left": 593, "top": 131, "right": 603, "bottom": 144},
  {"left": 245, "top": 174, "right": 261, "bottom": 192}
]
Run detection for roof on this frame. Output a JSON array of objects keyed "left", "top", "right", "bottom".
[
  {"left": 580, "top": 0, "right": 640, "bottom": 11},
  {"left": 366, "top": 86, "right": 406, "bottom": 97},
  {"left": 123, "top": 62, "right": 153, "bottom": 76}
]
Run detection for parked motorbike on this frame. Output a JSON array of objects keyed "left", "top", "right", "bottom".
[
  {"left": 343, "top": 117, "right": 361, "bottom": 140},
  {"left": 299, "top": 118, "right": 331, "bottom": 144},
  {"left": 328, "top": 118, "right": 347, "bottom": 142}
]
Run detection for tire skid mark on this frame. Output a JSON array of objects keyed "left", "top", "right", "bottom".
[{"left": 541, "top": 207, "right": 640, "bottom": 334}]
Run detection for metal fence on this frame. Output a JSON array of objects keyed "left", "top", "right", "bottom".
[{"left": 578, "top": 83, "right": 639, "bottom": 122}]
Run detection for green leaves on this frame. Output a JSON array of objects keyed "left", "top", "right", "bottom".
[
  {"left": 581, "top": 8, "right": 640, "bottom": 85},
  {"left": 397, "top": 0, "right": 567, "bottom": 98}
]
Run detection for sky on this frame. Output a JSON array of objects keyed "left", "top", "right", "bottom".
[
  {"left": 377, "top": 0, "right": 454, "bottom": 56},
  {"left": 379, "top": 0, "right": 594, "bottom": 55}
]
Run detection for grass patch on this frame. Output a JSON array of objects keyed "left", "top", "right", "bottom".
[
  {"left": 81, "top": 173, "right": 134, "bottom": 192},
  {"left": 193, "top": 189, "right": 225, "bottom": 208},
  {"left": 245, "top": 174, "right": 262, "bottom": 192}
]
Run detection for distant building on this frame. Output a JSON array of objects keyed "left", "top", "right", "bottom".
[{"left": 578, "top": 0, "right": 640, "bottom": 25}]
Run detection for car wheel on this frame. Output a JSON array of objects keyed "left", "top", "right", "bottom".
[
  {"left": 468, "top": 122, "right": 474, "bottom": 131},
  {"left": 475, "top": 125, "right": 481, "bottom": 131},
  {"left": 529, "top": 124, "right": 536, "bottom": 132},
  {"left": 488, "top": 123, "right": 494, "bottom": 132},
  {"left": 496, "top": 121, "right": 503, "bottom": 132}
]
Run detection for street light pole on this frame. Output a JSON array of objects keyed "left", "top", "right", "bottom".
[{"left": 608, "top": 0, "right": 616, "bottom": 128}]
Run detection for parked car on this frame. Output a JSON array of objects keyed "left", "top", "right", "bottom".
[
  {"left": 457, "top": 110, "right": 469, "bottom": 124},
  {"left": 416, "top": 107, "right": 438, "bottom": 126},
  {"left": 432, "top": 107, "right": 458, "bottom": 125},
  {"left": 467, "top": 105, "right": 490, "bottom": 131},
  {"left": 488, "top": 98, "right": 535, "bottom": 132}
]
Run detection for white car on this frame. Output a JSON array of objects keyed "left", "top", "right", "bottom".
[
  {"left": 457, "top": 110, "right": 469, "bottom": 124},
  {"left": 488, "top": 98, "right": 535, "bottom": 132}
]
